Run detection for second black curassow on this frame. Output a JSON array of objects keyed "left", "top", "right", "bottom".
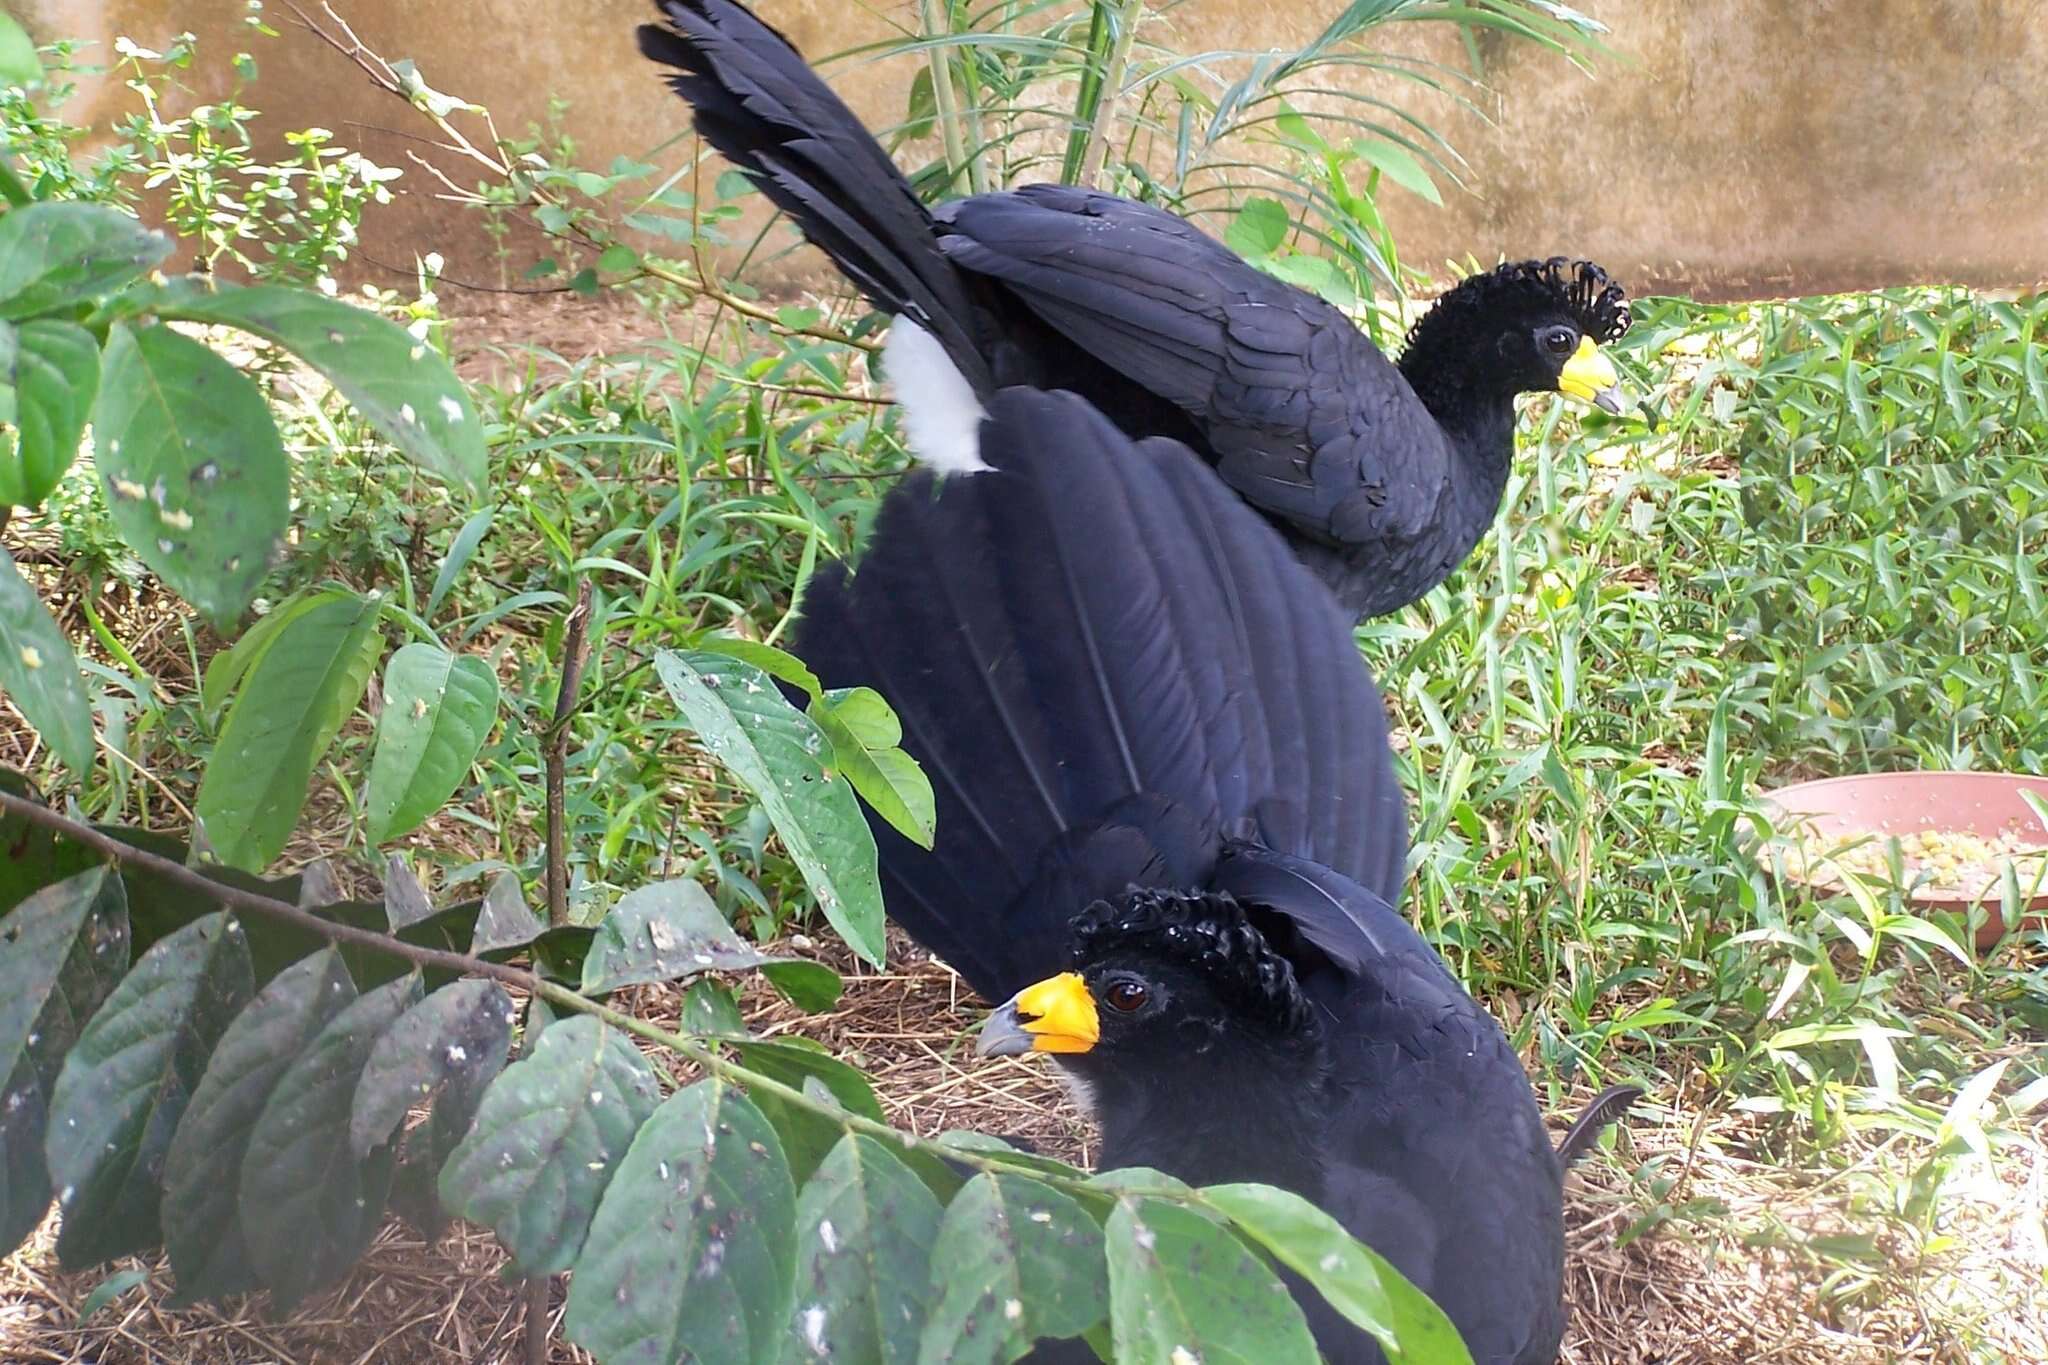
[
  {"left": 794, "top": 384, "right": 1636, "bottom": 1363},
  {"left": 639, "top": 0, "right": 1633, "bottom": 621}
]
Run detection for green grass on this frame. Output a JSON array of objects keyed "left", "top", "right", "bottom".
[{"left": 29, "top": 279, "right": 2047, "bottom": 1354}]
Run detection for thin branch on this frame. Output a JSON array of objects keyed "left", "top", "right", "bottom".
[
  {"left": 1078, "top": 0, "right": 1149, "bottom": 186},
  {"left": 544, "top": 580, "right": 595, "bottom": 929},
  {"left": 280, "top": 0, "right": 879, "bottom": 355},
  {"left": 0, "top": 787, "right": 1065, "bottom": 1190}
]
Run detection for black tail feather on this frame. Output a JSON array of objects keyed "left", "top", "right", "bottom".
[
  {"left": 1555, "top": 1084, "right": 1642, "bottom": 1168},
  {"left": 637, "top": 0, "right": 991, "bottom": 388}
]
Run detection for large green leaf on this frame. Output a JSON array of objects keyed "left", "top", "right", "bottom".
[
  {"left": 564, "top": 1080, "right": 797, "bottom": 1365},
  {"left": 0, "top": 548, "right": 93, "bottom": 777},
  {"left": 581, "top": 877, "right": 769, "bottom": 995},
  {"left": 1202, "top": 1182, "right": 1473, "bottom": 1365},
  {"left": 438, "top": 1014, "right": 662, "bottom": 1275},
  {"left": 199, "top": 586, "right": 350, "bottom": 719},
  {"left": 0, "top": 203, "right": 170, "bottom": 320},
  {"left": 780, "top": 1134, "right": 943, "bottom": 1365},
  {"left": 917, "top": 1173, "right": 1108, "bottom": 1365},
  {"left": 808, "top": 687, "right": 936, "bottom": 849},
  {"left": 43, "top": 912, "right": 253, "bottom": 1268},
  {"left": 150, "top": 283, "right": 486, "bottom": 492},
  {"left": 0, "top": 12, "right": 40, "bottom": 87},
  {"left": 0, "top": 866, "right": 129, "bottom": 1257},
  {"left": 91, "top": 322, "right": 289, "bottom": 626},
  {"left": 731, "top": 1037, "right": 887, "bottom": 1185},
  {"left": 160, "top": 948, "right": 356, "bottom": 1301},
  {"left": 349, "top": 978, "right": 514, "bottom": 1159},
  {"left": 656, "top": 649, "right": 885, "bottom": 966},
  {"left": 1, "top": 317, "right": 98, "bottom": 507},
  {"left": 0, "top": 770, "right": 97, "bottom": 914},
  {"left": 194, "top": 590, "right": 383, "bottom": 871},
  {"left": 1104, "top": 1195, "right": 1319, "bottom": 1365},
  {"left": 240, "top": 971, "right": 421, "bottom": 1308},
  {"left": 363, "top": 642, "right": 498, "bottom": 843},
  {"left": 469, "top": 871, "right": 543, "bottom": 955}
]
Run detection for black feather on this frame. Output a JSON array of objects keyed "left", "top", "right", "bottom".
[{"left": 1555, "top": 1083, "right": 1643, "bottom": 1168}]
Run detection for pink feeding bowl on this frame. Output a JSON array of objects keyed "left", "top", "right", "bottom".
[{"left": 1762, "top": 771, "right": 2048, "bottom": 949}]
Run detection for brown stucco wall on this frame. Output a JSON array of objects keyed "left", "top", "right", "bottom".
[{"left": 12, "top": 0, "right": 2048, "bottom": 301}]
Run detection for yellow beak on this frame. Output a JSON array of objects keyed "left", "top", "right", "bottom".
[
  {"left": 977, "top": 972, "right": 1099, "bottom": 1056},
  {"left": 1556, "top": 337, "right": 1626, "bottom": 414}
]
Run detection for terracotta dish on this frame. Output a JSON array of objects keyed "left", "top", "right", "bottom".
[{"left": 1762, "top": 771, "right": 2048, "bottom": 948}]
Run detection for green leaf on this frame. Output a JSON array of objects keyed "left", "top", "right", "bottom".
[
  {"left": 199, "top": 586, "right": 349, "bottom": 719},
  {"left": 91, "top": 321, "right": 289, "bottom": 626},
  {"left": 0, "top": 549, "right": 94, "bottom": 778},
  {"left": 580, "top": 877, "right": 769, "bottom": 994},
  {"left": 364, "top": 642, "right": 498, "bottom": 843},
  {"left": 0, "top": 770, "right": 97, "bottom": 914},
  {"left": 161, "top": 947, "right": 355, "bottom": 1301},
  {"left": 2025, "top": 342, "right": 2048, "bottom": 421},
  {"left": 1348, "top": 138, "right": 1442, "bottom": 205},
  {"left": 1259, "top": 252, "right": 1357, "bottom": 311},
  {"left": 194, "top": 590, "right": 383, "bottom": 871},
  {"left": 240, "top": 971, "right": 421, "bottom": 1308},
  {"left": 1104, "top": 1196, "right": 1319, "bottom": 1365},
  {"left": 425, "top": 506, "right": 493, "bottom": 619},
  {"left": 0, "top": 12, "right": 41, "bottom": 88},
  {"left": 656, "top": 649, "right": 886, "bottom": 966},
  {"left": 0, "top": 866, "right": 129, "bottom": 1258},
  {"left": 918, "top": 1173, "right": 1108, "bottom": 1365},
  {"left": 760, "top": 959, "right": 842, "bottom": 1012},
  {"left": 469, "top": 871, "right": 543, "bottom": 955},
  {"left": 1, "top": 318, "right": 99, "bottom": 508},
  {"left": 74, "top": 1267, "right": 149, "bottom": 1323},
  {"left": 781, "top": 1134, "right": 943, "bottom": 1365},
  {"left": 810, "top": 687, "right": 936, "bottom": 849},
  {"left": 564, "top": 1080, "right": 798, "bottom": 1365},
  {"left": 691, "top": 635, "right": 822, "bottom": 699},
  {"left": 682, "top": 977, "right": 747, "bottom": 1035},
  {"left": 0, "top": 203, "right": 170, "bottom": 320},
  {"left": 732, "top": 1037, "right": 884, "bottom": 1184},
  {"left": 1203, "top": 1183, "right": 1473, "bottom": 1364},
  {"left": 1223, "top": 197, "right": 1289, "bottom": 259},
  {"left": 44, "top": 912, "right": 253, "bottom": 1268},
  {"left": 148, "top": 283, "right": 487, "bottom": 493},
  {"left": 438, "top": 1014, "right": 662, "bottom": 1275},
  {"left": 597, "top": 243, "right": 641, "bottom": 273},
  {"left": 349, "top": 978, "right": 515, "bottom": 1159}
]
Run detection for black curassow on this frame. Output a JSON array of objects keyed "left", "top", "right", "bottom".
[
  {"left": 638, "top": 0, "right": 1633, "bottom": 621},
  {"left": 793, "top": 384, "right": 1637, "bottom": 1364}
]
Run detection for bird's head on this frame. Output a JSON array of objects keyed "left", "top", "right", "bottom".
[
  {"left": 1402, "top": 257, "right": 1633, "bottom": 416},
  {"left": 976, "top": 888, "right": 1317, "bottom": 1070}
]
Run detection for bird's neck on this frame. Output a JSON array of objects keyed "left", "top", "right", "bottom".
[
  {"left": 1396, "top": 326, "right": 1520, "bottom": 490},
  {"left": 1077, "top": 1035, "right": 1331, "bottom": 1198}
]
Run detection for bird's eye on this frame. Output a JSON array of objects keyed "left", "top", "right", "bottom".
[
  {"left": 1543, "top": 327, "right": 1577, "bottom": 356},
  {"left": 1103, "top": 980, "right": 1149, "bottom": 1012}
]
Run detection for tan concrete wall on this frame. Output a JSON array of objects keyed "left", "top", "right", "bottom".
[{"left": 13, "top": 0, "right": 2048, "bottom": 301}]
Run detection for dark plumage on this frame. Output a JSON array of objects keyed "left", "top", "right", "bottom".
[
  {"left": 638, "top": 0, "right": 1634, "bottom": 620},
  {"left": 795, "top": 385, "right": 1631, "bottom": 1363}
]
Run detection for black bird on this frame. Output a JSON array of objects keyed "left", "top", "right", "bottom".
[
  {"left": 639, "top": 0, "right": 1633, "bottom": 621},
  {"left": 794, "top": 384, "right": 1635, "bottom": 1364}
]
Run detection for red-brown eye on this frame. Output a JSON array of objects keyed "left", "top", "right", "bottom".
[{"left": 1103, "top": 981, "right": 1148, "bottom": 1012}]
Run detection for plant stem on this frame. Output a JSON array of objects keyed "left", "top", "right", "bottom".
[
  {"left": 0, "top": 789, "right": 1071, "bottom": 1190},
  {"left": 918, "top": 0, "right": 974, "bottom": 195},
  {"left": 543, "top": 579, "right": 595, "bottom": 928},
  {"left": 1076, "top": 0, "right": 1147, "bottom": 187}
]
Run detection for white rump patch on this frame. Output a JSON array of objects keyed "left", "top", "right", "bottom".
[{"left": 884, "top": 317, "right": 988, "bottom": 474}]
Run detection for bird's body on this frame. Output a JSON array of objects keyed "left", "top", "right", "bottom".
[
  {"left": 793, "top": 384, "right": 1592, "bottom": 1363},
  {"left": 639, "top": 0, "right": 1631, "bottom": 621}
]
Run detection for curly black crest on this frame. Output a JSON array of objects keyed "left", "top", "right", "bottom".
[
  {"left": 1071, "top": 888, "right": 1316, "bottom": 1036},
  {"left": 1406, "top": 256, "right": 1632, "bottom": 353}
]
